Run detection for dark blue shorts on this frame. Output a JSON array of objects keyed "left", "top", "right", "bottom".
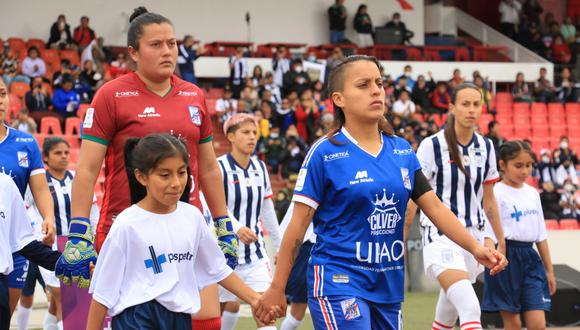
[
  {"left": 8, "top": 253, "right": 28, "bottom": 289},
  {"left": 285, "top": 241, "right": 313, "bottom": 304},
  {"left": 308, "top": 296, "right": 401, "bottom": 330},
  {"left": 482, "top": 240, "right": 551, "bottom": 313},
  {"left": 0, "top": 274, "right": 9, "bottom": 330},
  {"left": 112, "top": 300, "right": 191, "bottom": 330},
  {"left": 22, "top": 263, "right": 46, "bottom": 297}
]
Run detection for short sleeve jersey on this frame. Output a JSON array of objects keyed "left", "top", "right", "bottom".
[
  {"left": 0, "top": 126, "right": 45, "bottom": 197},
  {"left": 292, "top": 128, "right": 421, "bottom": 303},
  {"left": 82, "top": 73, "right": 213, "bottom": 236}
]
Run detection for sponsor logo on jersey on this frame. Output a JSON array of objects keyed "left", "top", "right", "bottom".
[
  {"left": 188, "top": 105, "right": 201, "bottom": 126},
  {"left": 114, "top": 91, "right": 140, "bottom": 98},
  {"left": 138, "top": 107, "right": 161, "bottom": 118},
  {"left": 84, "top": 107, "right": 94, "bottom": 128},
  {"left": 15, "top": 137, "right": 34, "bottom": 143},
  {"left": 0, "top": 211, "right": 5, "bottom": 220},
  {"left": 393, "top": 148, "right": 413, "bottom": 155},
  {"left": 367, "top": 189, "right": 401, "bottom": 236},
  {"left": 167, "top": 252, "right": 194, "bottom": 263},
  {"left": 178, "top": 90, "right": 197, "bottom": 97},
  {"left": 295, "top": 168, "right": 307, "bottom": 191},
  {"left": 401, "top": 168, "right": 412, "bottom": 190},
  {"left": 510, "top": 205, "right": 539, "bottom": 222},
  {"left": 17, "top": 151, "right": 29, "bottom": 168},
  {"left": 144, "top": 246, "right": 166, "bottom": 274},
  {"left": 349, "top": 170, "right": 374, "bottom": 185},
  {"left": 323, "top": 150, "right": 349, "bottom": 162},
  {"left": 341, "top": 298, "right": 361, "bottom": 320}
]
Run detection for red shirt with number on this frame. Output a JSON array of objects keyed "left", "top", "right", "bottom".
[{"left": 82, "top": 72, "right": 213, "bottom": 250}]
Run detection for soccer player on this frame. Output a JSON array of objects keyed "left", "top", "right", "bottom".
[
  {"left": 217, "top": 114, "right": 282, "bottom": 330},
  {"left": 0, "top": 77, "right": 55, "bottom": 317},
  {"left": 55, "top": 7, "right": 237, "bottom": 328},
  {"left": 482, "top": 141, "right": 556, "bottom": 330},
  {"left": 255, "top": 56, "right": 507, "bottom": 329},
  {"left": 408, "top": 83, "right": 506, "bottom": 330}
]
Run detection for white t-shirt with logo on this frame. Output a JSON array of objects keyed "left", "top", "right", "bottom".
[
  {"left": 491, "top": 181, "right": 547, "bottom": 243},
  {"left": 89, "top": 202, "right": 232, "bottom": 316}
]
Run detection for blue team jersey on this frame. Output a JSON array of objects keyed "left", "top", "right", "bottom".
[
  {"left": 293, "top": 128, "right": 421, "bottom": 304},
  {"left": 0, "top": 126, "right": 45, "bottom": 197}
]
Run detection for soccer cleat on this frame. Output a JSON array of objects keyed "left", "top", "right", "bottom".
[
  {"left": 55, "top": 218, "right": 97, "bottom": 288},
  {"left": 213, "top": 215, "right": 238, "bottom": 270}
]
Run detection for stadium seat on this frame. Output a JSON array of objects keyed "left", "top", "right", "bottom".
[
  {"left": 531, "top": 114, "right": 547, "bottom": 126},
  {"left": 548, "top": 102, "right": 565, "bottom": 113},
  {"left": 59, "top": 50, "right": 80, "bottom": 66},
  {"left": 412, "top": 113, "right": 424, "bottom": 123},
  {"left": 550, "top": 126, "right": 567, "bottom": 139},
  {"left": 26, "top": 38, "right": 45, "bottom": 50},
  {"left": 544, "top": 219, "right": 560, "bottom": 230},
  {"left": 422, "top": 49, "right": 441, "bottom": 61},
  {"left": 206, "top": 99, "right": 217, "bottom": 116},
  {"left": 77, "top": 104, "right": 91, "bottom": 120},
  {"left": 8, "top": 37, "right": 26, "bottom": 57},
  {"left": 495, "top": 92, "right": 512, "bottom": 103},
  {"left": 549, "top": 115, "right": 566, "bottom": 126},
  {"left": 513, "top": 102, "right": 530, "bottom": 115},
  {"left": 207, "top": 88, "right": 223, "bottom": 99},
  {"left": 34, "top": 133, "right": 47, "bottom": 147},
  {"left": 68, "top": 148, "right": 80, "bottom": 164},
  {"left": 565, "top": 103, "right": 580, "bottom": 115},
  {"left": 559, "top": 219, "right": 579, "bottom": 230},
  {"left": 454, "top": 47, "right": 470, "bottom": 61},
  {"left": 531, "top": 128, "right": 549, "bottom": 138},
  {"left": 64, "top": 135, "right": 80, "bottom": 149},
  {"left": 41, "top": 49, "right": 61, "bottom": 72},
  {"left": 513, "top": 128, "right": 531, "bottom": 140},
  {"left": 531, "top": 102, "right": 547, "bottom": 112},
  {"left": 512, "top": 115, "right": 530, "bottom": 126},
  {"left": 499, "top": 124, "right": 514, "bottom": 139},
  {"left": 495, "top": 112, "right": 512, "bottom": 125},
  {"left": 495, "top": 102, "right": 513, "bottom": 114},
  {"left": 9, "top": 81, "right": 30, "bottom": 100},
  {"left": 65, "top": 117, "right": 82, "bottom": 136},
  {"left": 40, "top": 117, "right": 63, "bottom": 135},
  {"left": 406, "top": 47, "right": 422, "bottom": 61}
]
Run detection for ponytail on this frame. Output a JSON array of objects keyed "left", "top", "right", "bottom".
[
  {"left": 124, "top": 137, "right": 147, "bottom": 204},
  {"left": 444, "top": 114, "right": 468, "bottom": 176}
]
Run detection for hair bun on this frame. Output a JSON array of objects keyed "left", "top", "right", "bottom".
[{"left": 129, "top": 6, "right": 149, "bottom": 23}]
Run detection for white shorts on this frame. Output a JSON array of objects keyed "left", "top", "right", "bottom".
[
  {"left": 39, "top": 265, "right": 60, "bottom": 288},
  {"left": 219, "top": 258, "right": 272, "bottom": 302},
  {"left": 423, "top": 227, "right": 484, "bottom": 283}
]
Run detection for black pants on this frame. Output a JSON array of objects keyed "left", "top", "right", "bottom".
[{"left": 0, "top": 274, "right": 9, "bottom": 330}]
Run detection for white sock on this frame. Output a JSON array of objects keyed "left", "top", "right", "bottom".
[
  {"left": 57, "top": 320, "right": 63, "bottom": 330},
  {"left": 17, "top": 305, "right": 32, "bottom": 330},
  {"left": 220, "top": 311, "right": 239, "bottom": 330},
  {"left": 257, "top": 327, "right": 277, "bottom": 330},
  {"left": 432, "top": 289, "right": 458, "bottom": 329},
  {"left": 43, "top": 312, "right": 58, "bottom": 330},
  {"left": 445, "top": 279, "right": 482, "bottom": 330},
  {"left": 281, "top": 313, "right": 303, "bottom": 330}
]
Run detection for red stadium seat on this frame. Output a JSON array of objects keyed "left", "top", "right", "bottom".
[
  {"left": 8, "top": 37, "right": 26, "bottom": 58},
  {"left": 9, "top": 81, "right": 30, "bottom": 100},
  {"left": 65, "top": 117, "right": 82, "bottom": 136},
  {"left": 495, "top": 103, "right": 513, "bottom": 114},
  {"left": 549, "top": 114, "right": 566, "bottom": 126},
  {"left": 544, "top": 219, "right": 560, "bottom": 230},
  {"left": 68, "top": 148, "right": 80, "bottom": 164},
  {"left": 566, "top": 103, "right": 580, "bottom": 116},
  {"left": 64, "top": 135, "right": 80, "bottom": 149},
  {"left": 26, "top": 38, "right": 45, "bottom": 50},
  {"left": 532, "top": 127, "right": 549, "bottom": 137},
  {"left": 412, "top": 113, "right": 424, "bottom": 123},
  {"left": 40, "top": 117, "right": 62, "bottom": 135},
  {"left": 513, "top": 128, "right": 531, "bottom": 140},
  {"left": 513, "top": 102, "right": 530, "bottom": 115},
  {"left": 531, "top": 102, "right": 547, "bottom": 112},
  {"left": 512, "top": 115, "right": 530, "bottom": 126},
  {"left": 59, "top": 50, "right": 80, "bottom": 66},
  {"left": 406, "top": 47, "right": 422, "bottom": 61},
  {"left": 499, "top": 124, "right": 514, "bottom": 139},
  {"left": 531, "top": 114, "right": 547, "bottom": 125},
  {"left": 34, "top": 133, "right": 47, "bottom": 147},
  {"left": 495, "top": 92, "right": 512, "bottom": 104},
  {"left": 548, "top": 102, "right": 565, "bottom": 113},
  {"left": 454, "top": 47, "right": 471, "bottom": 61},
  {"left": 550, "top": 125, "right": 567, "bottom": 138},
  {"left": 559, "top": 219, "right": 579, "bottom": 230},
  {"left": 422, "top": 49, "right": 441, "bottom": 61}
]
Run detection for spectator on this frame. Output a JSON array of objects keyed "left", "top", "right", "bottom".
[
  {"left": 318, "top": 110, "right": 334, "bottom": 136},
  {"left": 431, "top": 82, "right": 451, "bottom": 114},
  {"left": 474, "top": 75, "right": 492, "bottom": 111},
  {"left": 558, "top": 136, "right": 579, "bottom": 165},
  {"left": 499, "top": 0, "right": 522, "bottom": 39},
  {"left": 520, "top": 22, "right": 546, "bottom": 55},
  {"left": 305, "top": 51, "right": 319, "bottom": 64},
  {"left": 73, "top": 16, "right": 96, "bottom": 51},
  {"left": 325, "top": 47, "right": 345, "bottom": 84},
  {"left": 263, "top": 72, "right": 282, "bottom": 104},
  {"left": 294, "top": 89, "right": 319, "bottom": 144},
  {"left": 512, "top": 72, "right": 533, "bottom": 102},
  {"left": 109, "top": 52, "right": 130, "bottom": 79},
  {"left": 52, "top": 74, "right": 80, "bottom": 119},
  {"left": 272, "top": 47, "right": 290, "bottom": 88},
  {"left": 561, "top": 16, "right": 577, "bottom": 43},
  {"left": 287, "top": 90, "right": 300, "bottom": 109},
  {"left": 394, "top": 76, "right": 412, "bottom": 99},
  {"left": 280, "top": 136, "right": 305, "bottom": 179},
  {"left": 312, "top": 80, "right": 325, "bottom": 103},
  {"left": 81, "top": 37, "right": 106, "bottom": 75},
  {"left": 52, "top": 59, "right": 72, "bottom": 89},
  {"left": 392, "top": 89, "right": 415, "bottom": 120},
  {"left": 47, "top": 14, "right": 74, "bottom": 50},
  {"left": 353, "top": 4, "right": 374, "bottom": 47},
  {"left": 21, "top": 46, "right": 46, "bottom": 80},
  {"left": 559, "top": 179, "right": 579, "bottom": 219},
  {"left": 538, "top": 149, "right": 557, "bottom": 186},
  {"left": 411, "top": 73, "right": 436, "bottom": 114},
  {"left": 283, "top": 59, "right": 311, "bottom": 97},
  {"left": 385, "top": 12, "right": 414, "bottom": 44},
  {"left": 11, "top": 109, "right": 37, "bottom": 134},
  {"left": 551, "top": 34, "right": 572, "bottom": 64},
  {"left": 396, "top": 65, "right": 416, "bottom": 89},
  {"left": 450, "top": 68, "right": 465, "bottom": 86},
  {"left": 328, "top": 0, "right": 347, "bottom": 44},
  {"left": 541, "top": 12, "right": 557, "bottom": 36},
  {"left": 239, "top": 85, "right": 259, "bottom": 112},
  {"left": 177, "top": 35, "right": 205, "bottom": 84},
  {"left": 260, "top": 100, "right": 278, "bottom": 126},
  {"left": 540, "top": 182, "right": 562, "bottom": 219},
  {"left": 533, "top": 67, "right": 554, "bottom": 102},
  {"left": 276, "top": 97, "right": 295, "bottom": 134},
  {"left": 485, "top": 121, "right": 505, "bottom": 152},
  {"left": 274, "top": 189, "right": 291, "bottom": 223},
  {"left": 265, "top": 125, "right": 286, "bottom": 175},
  {"left": 555, "top": 67, "right": 577, "bottom": 103},
  {"left": 254, "top": 110, "right": 270, "bottom": 141},
  {"left": 522, "top": 0, "right": 543, "bottom": 26},
  {"left": 229, "top": 46, "right": 247, "bottom": 99},
  {"left": 216, "top": 86, "right": 238, "bottom": 123},
  {"left": 80, "top": 60, "right": 102, "bottom": 91},
  {"left": 1, "top": 49, "right": 26, "bottom": 87},
  {"left": 555, "top": 155, "right": 579, "bottom": 186},
  {"left": 24, "top": 76, "right": 54, "bottom": 123}
]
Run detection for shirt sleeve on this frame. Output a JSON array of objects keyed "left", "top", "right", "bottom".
[
  {"left": 81, "top": 88, "right": 116, "bottom": 146},
  {"left": 194, "top": 217, "right": 233, "bottom": 290},
  {"left": 484, "top": 140, "right": 500, "bottom": 184},
  {"left": 535, "top": 190, "right": 548, "bottom": 242},
  {"left": 292, "top": 147, "right": 325, "bottom": 210},
  {"left": 415, "top": 138, "right": 436, "bottom": 179},
  {"left": 27, "top": 139, "right": 45, "bottom": 177},
  {"left": 199, "top": 92, "right": 213, "bottom": 144},
  {"left": 89, "top": 234, "right": 126, "bottom": 309},
  {"left": 9, "top": 182, "right": 36, "bottom": 253},
  {"left": 261, "top": 161, "right": 273, "bottom": 199}
]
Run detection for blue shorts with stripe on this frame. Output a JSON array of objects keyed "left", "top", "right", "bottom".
[
  {"left": 308, "top": 296, "right": 402, "bottom": 330},
  {"left": 112, "top": 300, "right": 191, "bottom": 330},
  {"left": 482, "top": 240, "right": 551, "bottom": 313},
  {"left": 7, "top": 253, "right": 28, "bottom": 289},
  {"left": 285, "top": 241, "right": 313, "bottom": 303}
]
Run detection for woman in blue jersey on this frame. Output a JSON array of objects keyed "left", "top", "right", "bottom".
[
  {"left": 255, "top": 56, "right": 508, "bottom": 329},
  {"left": 408, "top": 83, "right": 506, "bottom": 330},
  {"left": 0, "top": 77, "right": 56, "bottom": 317}
]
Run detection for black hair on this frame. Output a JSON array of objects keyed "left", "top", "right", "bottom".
[
  {"left": 444, "top": 83, "right": 482, "bottom": 176},
  {"left": 487, "top": 120, "right": 497, "bottom": 133},
  {"left": 127, "top": 6, "right": 173, "bottom": 51},
  {"left": 498, "top": 140, "right": 534, "bottom": 165},
  {"left": 27, "top": 46, "right": 39, "bottom": 56},
  {"left": 357, "top": 4, "right": 367, "bottom": 13},
  {"left": 42, "top": 136, "right": 69, "bottom": 157},
  {"left": 124, "top": 133, "right": 190, "bottom": 204},
  {"left": 326, "top": 55, "right": 394, "bottom": 145}
]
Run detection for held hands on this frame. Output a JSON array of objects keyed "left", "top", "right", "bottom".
[
  {"left": 214, "top": 215, "right": 239, "bottom": 270},
  {"left": 254, "top": 285, "right": 288, "bottom": 324},
  {"left": 41, "top": 217, "right": 56, "bottom": 246},
  {"left": 55, "top": 217, "right": 97, "bottom": 288},
  {"left": 472, "top": 244, "right": 508, "bottom": 276}
]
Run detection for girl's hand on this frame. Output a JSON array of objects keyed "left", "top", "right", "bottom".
[
  {"left": 237, "top": 227, "right": 258, "bottom": 245},
  {"left": 547, "top": 271, "right": 557, "bottom": 296},
  {"left": 472, "top": 245, "right": 508, "bottom": 275},
  {"left": 255, "top": 285, "right": 287, "bottom": 324}
]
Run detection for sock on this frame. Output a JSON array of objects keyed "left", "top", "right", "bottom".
[
  {"left": 431, "top": 289, "right": 458, "bottom": 330},
  {"left": 257, "top": 327, "right": 277, "bottom": 330},
  {"left": 192, "top": 317, "right": 221, "bottom": 330},
  {"left": 220, "top": 311, "right": 239, "bottom": 330},
  {"left": 43, "top": 312, "right": 58, "bottom": 330},
  {"left": 281, "top": 313, "right": 303, "bottom": 330},
  {"left": 16, "top": 306, "right": 32, "bottom": 330},
  {"left": 57, "top": 320, "right": 63, "bottom": 330},
  {"left": 445, "top": 279, "right": 482, "bottom": 330}
]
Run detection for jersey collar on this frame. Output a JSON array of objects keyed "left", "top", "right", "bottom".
[
  {"left": 131, "top": 72, "right": 177, "bottom": 98},
  {"left": 0, "top": 125, "right": 11, "bottom": 145},
  {"left": 340, "top": 126, "right": 384, "bottom": 158}
]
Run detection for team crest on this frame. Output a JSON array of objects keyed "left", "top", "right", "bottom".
[
  {"left": 367, "top": 189, "right": 401, "bottom": 236},
  {"left": 188, "top": 106, "right": 201, "bottom": 126},
  {"left": 340, "top": 298, "right": 361, "bottom": 320},
  {"left": 401, "top": 168, "right": 411, "bottom": 190},
  {"left": 17, "top": 151, "right": 29, "bottom": 168}
]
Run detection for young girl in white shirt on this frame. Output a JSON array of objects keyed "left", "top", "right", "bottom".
[
  {"left": 87, "top": 134, "right": 280, "bottom": 330},
  {"left": 482, "top": 140, "right": 556, "bottom": 330}
]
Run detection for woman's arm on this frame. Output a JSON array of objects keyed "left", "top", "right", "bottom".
[
  {"left": 197, "top": 142, "right": 228, "bottom": 217},
  {"left": 536, "top": 239, "right": 557, "bottom": 295},
  {"left": 483, "top": 184, "right": 506, "bottom": 255},
  {"left": 29, "top": 174, "right": 55, "bottom": 245},
  {"left": 86, "top": 299, "right": 108, "bottom": 330},
  {"left": 71, "top": 140, "right": 107, "bottom": 218},
  {"left": 404, "top": 200, "right": 418, "bottom": 242}
]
